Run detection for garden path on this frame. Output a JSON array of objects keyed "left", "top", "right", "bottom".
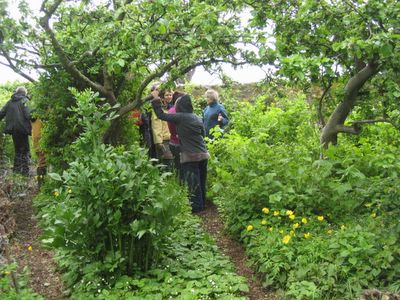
[
  {"left": 7, "top": 177, "right": 66, "bottom": 300},
  {"left": 197, "top": 202, "right": 277, "bottom": 300}
]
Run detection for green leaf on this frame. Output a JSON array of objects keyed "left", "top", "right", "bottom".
[{"left": 48, "top": 172, "right": 62, "bottom": 181}]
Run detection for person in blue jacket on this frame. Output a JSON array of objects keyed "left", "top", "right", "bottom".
[{"left": 202, "top": 89, "right": 229, "bottom": 139}]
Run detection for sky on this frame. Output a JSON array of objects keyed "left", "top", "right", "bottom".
[{"left": 0, "top": 0, "right": 268, "bottom": 85}]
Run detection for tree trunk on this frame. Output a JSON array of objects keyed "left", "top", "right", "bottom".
[{"left": 320, "top": 61, "right": 379, "bottom": 147}]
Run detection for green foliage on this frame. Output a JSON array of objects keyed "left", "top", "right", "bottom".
[
  {"left": 68, "top": 216, "right": 248, "bottom": 299},
  {"left": 208, "top": 91, "right": 400, "bottom": 299},
  {"left": 0, "top": 263, "right": 43, "bottom": 300},
  {"left": 35, "top": 90, "right": 187, "bottom": 288}
]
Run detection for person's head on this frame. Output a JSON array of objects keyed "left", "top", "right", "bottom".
[
  {"left": 205, "top": 89, "right": 219, "bottom": 105},
  {"left": 175, "top": 94, "right": 193, "bottom": 113},
  {"left": 15, "top": 86, "right": 28, "bottom": 96},
  {"left": 162, "top": 90, "right": 173, "bottom": 103},
  {"left": 172, "top": 91, "right": 185, "bottom": 105}
]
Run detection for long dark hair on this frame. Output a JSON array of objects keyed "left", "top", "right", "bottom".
[{"left": 172, "top": 91, "right": 185, "bottom": 105}]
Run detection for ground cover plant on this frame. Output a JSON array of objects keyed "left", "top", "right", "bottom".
[{"left": 207, "top": 90, "right": 400, "bottom": 299}]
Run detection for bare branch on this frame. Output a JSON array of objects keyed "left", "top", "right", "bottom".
[
  {"left": 336, "top": 124, "right": 361, "bottom": 135},
  {"left": 134, "top": 59, "right": 178, "bottom": 103},
  {"left": 318, "top": 81, "right": 332, "bottom": 128},
  {"left": 0, "top": 48, "right": 36, "bottom": 82}
]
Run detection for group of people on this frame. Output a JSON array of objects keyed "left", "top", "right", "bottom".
[
  {"left": 0, "top": 86, "right": 46, "bottom": 182},
  {"left": 0, "top": 85, "right": 229, "bottom": 213},
  {"left": 138, "top": 87, "right": 229, "bottom": 213}
]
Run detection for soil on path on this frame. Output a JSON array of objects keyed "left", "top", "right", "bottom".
[
  {"left": 197, "top": 202, "right": 276, "bottom": 300},
  {"left": 7, "top": 179, "right": 66, "bottom": 300}
]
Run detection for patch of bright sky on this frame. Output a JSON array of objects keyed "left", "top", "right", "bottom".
[{"left": 0, "top": 0, "right": 270, "bottom": 85}]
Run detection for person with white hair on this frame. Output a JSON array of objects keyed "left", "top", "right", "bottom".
[
  {"left": 0, "top": 86, "right": 31, "bottom": 176},
  {"left": 203, "top": 89, "right": 229, "bottom": 138}
]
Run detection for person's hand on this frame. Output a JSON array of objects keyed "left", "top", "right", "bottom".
[
  {"left": 218, "top": 113, "right": 223, "bottom": 122},
  {"left": 151, "top": 89, "right": 159, "bottom": 98}
]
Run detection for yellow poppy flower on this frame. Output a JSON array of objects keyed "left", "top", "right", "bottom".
[
  {"left": 293, "top": 223, "right": 300, "bottom": 229},
  {"left": 246, "top": 225, "right": 254, "bottom": 232},
  {"left": 289, "top": 214, "right": 295, "bottom": 220},
  {"left": 317, "top": 216, "right": 324, "bottom": 221},
  {"left": 327, "top": 230, "right": 333, "bottom": 235},
  {"left": 286, "top": 210, "right": 294, "bottom": 216},
  {"left": 268, "top": 227, "right": 273, "bottom": 232},
  {"left": 371, "top": 212, "right": 377, "bottom": 218},
  {"left": 262, "top": 207, "right": 270, "bottom": 214},
  {"left": 282, "top": 235, "right": 291, "bottom": 244},
  {"left": 301, "top": 217, "right": 308, "bottom": 224},
  {"left": 261, "top": 219, "right": 267, "bottom": 225},
  {"left": 273, "top": 211, "right": 280, "bottom": 216},
  {"left": 304, "top": 232, "right": 311, "bottom": 239},
  {"left": 54, "top": 191, "right": 60, "bottom": 197},
  {"left": 28, "top": 245, "right": 33, "bottom": 251}
]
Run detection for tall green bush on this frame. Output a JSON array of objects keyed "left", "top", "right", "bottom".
[{"left": 36, "top": 89, "right": 187, "bottom": 288}]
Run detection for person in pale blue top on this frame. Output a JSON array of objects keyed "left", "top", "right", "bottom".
[{"left": 202, "top": 89, "right": 229, "bottom": 139}]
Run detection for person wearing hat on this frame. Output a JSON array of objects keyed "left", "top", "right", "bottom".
[
  {"left": 151, "top": 90, "right": 209, "bottom": 213},
  {"left": 0, "top": 86, "right": 32, "bottom": 176}
]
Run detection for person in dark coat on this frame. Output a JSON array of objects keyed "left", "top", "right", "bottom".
[
  {"left": 151, "top": 91, "right": 209, "bottom": 213},
  {"left": 0, "top": 86, "right": 32, "bottom": 176}
]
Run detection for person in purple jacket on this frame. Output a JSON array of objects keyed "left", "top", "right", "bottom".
[{"left": 151, "top": 90, "right": 209, "bottom": 213}]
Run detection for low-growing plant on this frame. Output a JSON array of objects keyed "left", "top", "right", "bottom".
[{"left": 0, "top": 263, "right": 43, "bottom": 300}]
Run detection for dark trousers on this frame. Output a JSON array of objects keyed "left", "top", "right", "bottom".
[
  {"left": 181, "top": 160, "right": 208, "bottom": 213},
  {"left": 169, "top": 143, "right": 181, "bottom": 180},
  {"left": 12, "top": 132, "right": 30, "bottom": 176}
]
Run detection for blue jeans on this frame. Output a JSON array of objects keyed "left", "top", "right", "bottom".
[{"left": 181, "top": 160, "right": 208, "bottom": 212}]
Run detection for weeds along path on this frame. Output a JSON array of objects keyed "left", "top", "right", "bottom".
[
  {"left": 197, "top": 202, "right": 276, "bottom": 300},
  {"left": 8, "top": 178, "right": 65, "bottom": 300}
]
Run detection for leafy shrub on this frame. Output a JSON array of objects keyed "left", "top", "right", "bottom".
[
  {"left": 207, "top": 91, "right": 400, "bottom": 299},
  {"left": 35, "top": 89, "right": 187, "bottom": 289}
]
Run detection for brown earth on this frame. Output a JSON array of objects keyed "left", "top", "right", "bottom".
[
  {"left": 2, "top": 176, "right": 65, "bottom": 300},
  {"left": 197, "top": 202, "right": 277, "bottom": 300}
]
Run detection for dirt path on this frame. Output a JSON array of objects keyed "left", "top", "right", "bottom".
[
  {"left": 197, "top": 202, "right": 276, "bottom": 300},
  {"left": 8, "top": 179, "right": 65, "bottom": 300}
]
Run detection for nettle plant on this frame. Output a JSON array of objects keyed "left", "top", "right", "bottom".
[{"left": 39, "top": 89, "right": 187, "bottom": 287}]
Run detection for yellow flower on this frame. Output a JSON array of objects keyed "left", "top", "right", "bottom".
[
  {"left": 293, "top": 223, "right": 300, "bottom": 229},
  {"left": 301, "top": 217, "right": 308, "bottom": 224},
  {"left": 261, "top": 219, "right": 267, "bottom": 225},
  {"left": 317, "top": 216, "right": 324, "bottom": 221},
  {"left": 54, "top": 191, "right": 60, "bottom": 197},
  {"left": 262, "top": 207, "right": 270, "bottom": 214},
  {"left": 286, "top": 210, "right": 294, "bottom": 216},
  {"left": 290, "top": 230, "right": 295, "bottom": 236},
  {"left": 282, "top": 235, "right": 291, "bottom": 244},
  {"left": 273, "top": 211, "right": 280, "bottom": 216},
  {"left": 289, "top": 214, "right": 295, "bottom": 220},
  {"left": 340, "top": 224, "right": 346, "bottom": 230},
  {"left": 304, "top": 232, "right": 311, "bottom": 239},
  {"left": 327, "top": 229, "right": 333, "bottom": 235},
  {"left": 3, "top": 271, "right": 10, "bottom": 275},
  {"left": 268, "top": 227, "right": 273, "bottom": 232},
  {"left": 371, "top": 212, "right": 377, "bottom": 218},
  {"left": 246, "top": 225, "right": 254, "bottom": 232},
  {"left": 28, "top": 245, "right": 33, "bottom": 252},
  {"left": 68, "top": 188, "right": 72, "bottom": 194}
]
